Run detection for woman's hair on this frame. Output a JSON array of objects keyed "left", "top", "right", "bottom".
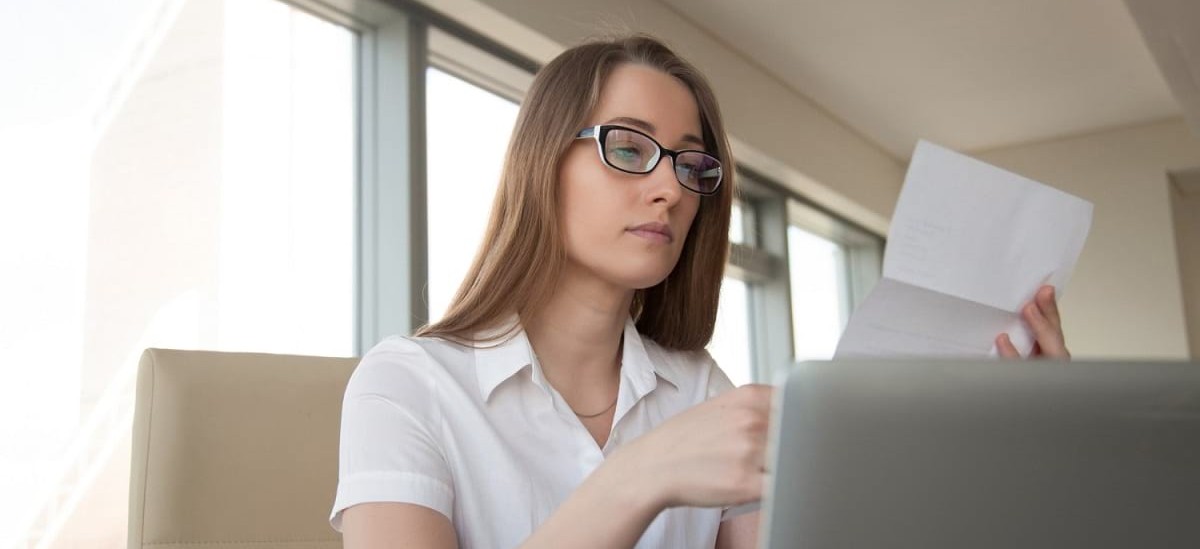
[{"left": 416, "top": 34, "right": 734, "bottom": 351}]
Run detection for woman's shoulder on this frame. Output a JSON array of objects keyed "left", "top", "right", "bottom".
[
  {"left": 637, "top": 335, "right": 734, "bottom": 397},
  {"left": 345, "top": 334, "right": 479, "bottom": 403},
  {"left": 639, "top": 336, "right": 716, "bottom": 368}
]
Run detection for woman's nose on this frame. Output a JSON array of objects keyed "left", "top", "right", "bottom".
[{"left": 646, "top": 156, "right": 682, "bottom": 205}]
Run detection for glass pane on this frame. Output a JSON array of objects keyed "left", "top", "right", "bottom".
[
  {"left": 729, "top": 198, "right": 761, "bottom": 248},
  {"left": 788, "top": 226, "right": 847, "bottom": 361},
  {"left": 0, "top": 1, "right": 355, "bottom": 546},
  {"left": 426, "top": 68, "right": 519, "bottom": 321},
  {"left": 730, "top": 200, "right": 746, "bottom": 244},
  {"left": 709, "top": 277, "right": 754, "bottom": 386}
]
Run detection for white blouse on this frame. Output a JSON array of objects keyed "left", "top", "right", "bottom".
[{"left": 330, "top": 315, "right": 738, "bottom": 548}]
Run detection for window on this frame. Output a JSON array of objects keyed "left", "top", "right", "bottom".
[
  {"left": 788, "top": 226, "right": 848, "bottom": 360},
  {"left": 719, "top": 172, "right": 884, "bottom": 383},
  {"left": 0, "top": 0, "right": 356, "bottom": 545},
  {"left": 425, "top": 68, "right": 520, "bottom": 322},
  {"left": 705, "top": 197, "right": 763, "bottom": 385},
  {"left": 711, "top": 197, "right": 768, "bottom": 386},
  {"left": 709, "top": 277, "right": 754, "bottom": 386},
  {"left": 788, "top": 200, "right": 883, "bottom": 361},
  {"left": 729, "top": 199, "right": 748, "bottom": 245},
  {"left": 424, "top": 27, "right": 530, "bottom": 323}
]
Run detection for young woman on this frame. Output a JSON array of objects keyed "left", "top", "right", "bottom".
[{"left": 330, "top": 35, "right": 1070, "bottom": 549}]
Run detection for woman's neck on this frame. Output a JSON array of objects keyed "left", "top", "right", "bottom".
[{"left": 522, "top": 269, "right": 632, "bottom": 406}]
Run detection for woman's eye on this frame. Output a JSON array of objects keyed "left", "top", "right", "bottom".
[{"left": 610, "top": 145, "right": 643, "bottom": 162}]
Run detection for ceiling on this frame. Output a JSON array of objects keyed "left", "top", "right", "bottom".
[{"left": 659, "top": 0, "right": 1183, "bottom": 159}]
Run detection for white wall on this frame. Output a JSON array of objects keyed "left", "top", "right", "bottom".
[
  {"left": 975, "top": 119, "right": 1200, "bottom": 360},
  {"left": 416, "top": 0, "right": 904, "bottom": 234}
]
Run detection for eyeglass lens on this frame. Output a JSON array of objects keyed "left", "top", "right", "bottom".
[{"left": 601, "top": 127, "right": 721, "bottom": 194}]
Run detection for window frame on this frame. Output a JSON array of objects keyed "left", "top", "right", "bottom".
[
  {"left": 786, "top": 197, "right": 884, "bottom": 314},
  {"left": 727, "top": 172, "right": 794, "bottom": 384},
  {"left": 730, "top": 168, "right": 885, "bottom": 383},
  {"left": 351, "top": 9, "right": 428, "bottom": 354},
  {"left": 296, "top": 0, "right": 539, "bottom": 353}
]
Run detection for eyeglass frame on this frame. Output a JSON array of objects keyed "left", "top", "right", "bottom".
[{"left": 574, "top": 124, "right": 724, "bottom": 196}]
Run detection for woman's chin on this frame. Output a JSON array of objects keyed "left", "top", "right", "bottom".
[
  {"left": 567, "top": 257, "right": 679, "bottom": 292},
  {"left": 617, "top": 269, "right": 675, "bottom": 291}
]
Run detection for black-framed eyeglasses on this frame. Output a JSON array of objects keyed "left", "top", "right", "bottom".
[{"left": 575, "top": 125, "right": 723, "bottom": 196}]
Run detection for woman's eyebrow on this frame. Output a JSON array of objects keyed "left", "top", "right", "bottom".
[{"left": 603, "top": 116, "right": 705, "bottom": 148}]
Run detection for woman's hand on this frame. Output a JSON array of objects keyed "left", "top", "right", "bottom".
[
  {"left": 605, "top": 384, "right": 773, "bottom": 510},
  {"left": 996, "top": 285, "right": 1071, "bottom": 359},
  {"left": 519, "top": 385, "right": 772, "bottom": 549}
]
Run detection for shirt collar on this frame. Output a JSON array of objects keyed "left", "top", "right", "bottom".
[
  {"left": 472, "top": 314, "right": 681, "bottom": 402},
  {"left": 619, "top": 315, "right": 680, "bottom": 401},
  {"left": 472, "top": 316, "right": 534, "bottom": 402}
]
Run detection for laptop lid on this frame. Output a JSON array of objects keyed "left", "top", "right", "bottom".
[{"left": 760, "top": 360, "right": 1200, "bottom": 549}]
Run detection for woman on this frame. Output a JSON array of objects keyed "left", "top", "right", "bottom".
[{"left": 330, "top": 35, "right": 1069, "bottom": 548}]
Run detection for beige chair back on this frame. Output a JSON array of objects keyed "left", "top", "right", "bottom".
[{"left": 128, "top": 348, "right": 358, "bottom": 549}]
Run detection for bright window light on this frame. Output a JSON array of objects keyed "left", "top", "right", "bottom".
[
  {"left": 788, "top": 226, "right": 847, "bottom": 361},
  {"left": 425, "top": 68, "right": 519, "bottom": 322},
  {"left": 0, "top": 1, "right": 354, "bottom": 545},
  {"left": 709, "top": 277, "right": 754, "bottom": 386}
]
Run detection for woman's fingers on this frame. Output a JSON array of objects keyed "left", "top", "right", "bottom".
[
  {"left": 738, "top": 384, "right": 774, "bottom": 415},
  {"left": 635, "top": 382, "right": 775, "bottom": 509},
  {"left": 1035, "top": 286, "right": 1062, "bottom": 329},
  {"left": 995, "top": 286, "right": 1070, "bottom": 360},
  {"left": 996, "top": 333, "right": 1021, "bottom": 358},
  {"left": 1023, "top": 299, "right": 1070, "bottom": 359}
]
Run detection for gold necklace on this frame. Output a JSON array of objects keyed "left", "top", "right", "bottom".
[
  {"left": 532, "top": 345, "right": 622, "bottom": 419},
  {"left": 572, "top": 393, "right": 619, "bottom": 419}
]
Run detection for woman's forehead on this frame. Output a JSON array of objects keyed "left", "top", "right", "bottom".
[{"left": 590, "top": 64, "right": 703, "bottom": 144}]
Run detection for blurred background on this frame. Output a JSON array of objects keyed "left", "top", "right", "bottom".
[{"left": 0, "top": 0, "right": 1197, "bottom": 546}]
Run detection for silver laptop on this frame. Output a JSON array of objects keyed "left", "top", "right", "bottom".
[{"left": 760, "top": 360, "right": 1200, "bottom": 548}]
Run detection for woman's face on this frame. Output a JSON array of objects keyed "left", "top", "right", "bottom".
[{"left": 558, "top": 63, "right": 705, "bottom": 291}]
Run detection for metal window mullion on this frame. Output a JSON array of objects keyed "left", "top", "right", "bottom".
[
  {"left": 357, "top": 14, "right": 428, "bottom": 354},
  {"left": 747, "top": 195, "right": 794, "bottom": 384},
  {"left": 845, "top": 238, "right": 883, "bottom": 311},
  {"left": 727, "top": 243, "right": 772, "bottom": 284}
]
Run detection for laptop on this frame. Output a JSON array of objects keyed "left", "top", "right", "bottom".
[{"left": 759, "top": 360, "right": 1200, "bottom": 548}]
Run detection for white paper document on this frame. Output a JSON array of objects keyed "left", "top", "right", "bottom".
[{"left": 834, "top": 140, "right": 1093, "bottom": 358}]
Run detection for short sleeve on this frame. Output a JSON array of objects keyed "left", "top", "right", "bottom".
[{"left": 329, "top": 339, "right": 455, "bottom": 531}]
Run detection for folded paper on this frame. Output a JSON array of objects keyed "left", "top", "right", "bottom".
[{"left": 835, "top": 140, "right": 1093, "bottom": 358}]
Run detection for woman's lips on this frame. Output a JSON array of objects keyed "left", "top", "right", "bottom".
[{"left": 627, "top": 222, "right": 673, "bottom": 244}]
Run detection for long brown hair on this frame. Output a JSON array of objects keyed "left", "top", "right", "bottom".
[{"left": 417, "top": 35, "right": 734, "bottom": 350}]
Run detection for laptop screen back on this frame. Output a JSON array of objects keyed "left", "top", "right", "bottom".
[{"left": 761, "top": 360, "right": 1200, "bottom": 549}]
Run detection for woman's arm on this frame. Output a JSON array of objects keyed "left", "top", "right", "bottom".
[
  {"left": 340, "top": 463, "right": 660, "bottom": 549},
  {"left": 518, "top": 454, "right": 666, "bottom": 548},
  {"left": 342, "top": 503, "right": 458, "bottom": 549},
  {"left": 715, "top": 511, "right": 760, "bottom": 549}
]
